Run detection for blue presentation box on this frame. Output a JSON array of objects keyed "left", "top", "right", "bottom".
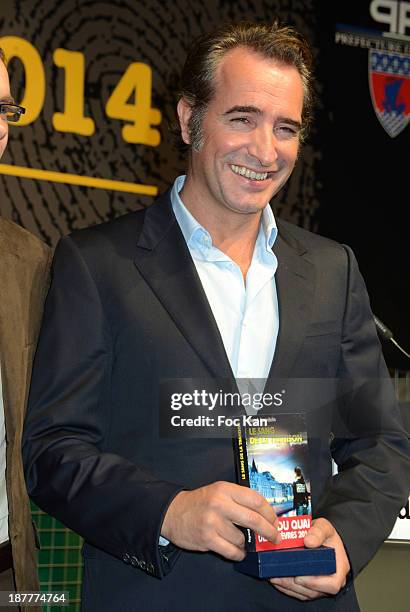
[{"left": 235, "top": 546, "right": 336, "bottom": 579}]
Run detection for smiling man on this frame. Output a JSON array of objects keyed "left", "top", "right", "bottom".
[
  {"left": 23, "top": 22, "right": 410, "bottom": 612},
  {"left": 176, "top": 45, "right": 303, "bottom": 278}
]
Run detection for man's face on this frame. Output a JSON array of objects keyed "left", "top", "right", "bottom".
[
  {"left": 178, "top": 47, "right": 304, "bottom": 219},
  {"left": 0, "top": 60, "right": 11, "bottom": 159}
]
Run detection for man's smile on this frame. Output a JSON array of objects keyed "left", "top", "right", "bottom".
[{"left": 230, "top": 164, "right": 272, "bottom": 181}]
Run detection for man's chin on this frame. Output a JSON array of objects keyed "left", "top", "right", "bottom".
[{"left": 225, "top": 201, "right": 268, "bottom": 215}]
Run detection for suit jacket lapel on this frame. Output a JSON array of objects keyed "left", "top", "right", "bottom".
[
  {"left": 133, "top": 193, "right": 234, "bottom": 380},
  {"left": 268, "top": 222, "right": 315, "bottom": 380}
]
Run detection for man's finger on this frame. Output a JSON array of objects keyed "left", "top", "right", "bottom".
[
  {"left": 273, "top": 585, "right": 309, "bottom": 601},
  {"left": 304, "top": 517, "right": 334, "bottom": 548},
  {"left": 211, "top": 535, "right": 246, "bottom": 562},
  {"left": 228, "top": 485, "right": 279, "bottom": 542},
  {"left": 218, "top": 521, "right": 245, "bottom": 549},
  {"left": 226, "top": 504, "right": 280, "bottom": 543},
  {"left": 230, "top": 485, "right": 277, "bottom": 525},
  {"left": 271, "top": 577, "right": 325, "bottom": 600},
  {"left": 294, "top": 574, "right": 346, "bottom": 597}
]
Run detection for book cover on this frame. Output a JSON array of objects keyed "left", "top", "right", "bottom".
[{"left": 233, "top": 413, "right": 312, "bottom": 552}]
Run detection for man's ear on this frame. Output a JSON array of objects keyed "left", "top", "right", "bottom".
[{"left": 177, "top": 98, "right": 193, "bottom": 145}]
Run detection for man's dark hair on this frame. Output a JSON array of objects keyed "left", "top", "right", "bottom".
[{"left": 175, "top": 21, "right": 314, "bottom": 150}]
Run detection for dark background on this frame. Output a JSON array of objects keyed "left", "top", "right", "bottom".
[{"left": 315, "top": 3, "right": 410, "bottom": 371}]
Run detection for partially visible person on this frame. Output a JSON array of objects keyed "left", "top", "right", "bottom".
[
  {"left": 0, "top": 46, "right": 51, "bottom": 609},
  {"left": 292, "top": 466, "right": 309, "bottom": 516}
]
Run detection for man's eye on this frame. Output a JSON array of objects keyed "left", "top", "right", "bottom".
[
  {"left": 230, "top": 117, "right": 249, "bottom": 124},
  {"left": 275, "top": 126, "right": 299, "bottom": 138}
]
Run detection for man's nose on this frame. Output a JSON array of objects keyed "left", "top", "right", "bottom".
[{"left": 247, "top": 128, "right": 278, "bottom": 168}]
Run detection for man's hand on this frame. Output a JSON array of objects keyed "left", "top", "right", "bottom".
[
  {"left": 161, "top": 481, "right": 280, "bottom": 561},
  {"left": 270, "top": 518, "right": 350, "bottom": 601}
]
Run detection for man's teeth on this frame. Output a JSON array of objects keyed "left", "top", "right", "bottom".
[{"left": 231, "top": 165, "right": 268, "bottom": 181}]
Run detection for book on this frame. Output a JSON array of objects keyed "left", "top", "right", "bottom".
[{"left": 233, "top": 413, "right": 312, "bottom": 552}]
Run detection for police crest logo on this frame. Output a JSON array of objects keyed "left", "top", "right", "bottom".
[
  {"left": 369, "top": 49, "right": 410, "bottom": 137},
  {"left": 335, "top": 0, "right": 410, "bottom": 139}
]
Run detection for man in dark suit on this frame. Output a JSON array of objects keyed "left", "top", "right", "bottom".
[{"left": 22, "top": 22, "right": 409, "bottom": 611}]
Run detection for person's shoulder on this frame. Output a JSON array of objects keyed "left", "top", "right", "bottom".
[
  {"left": 68, "top": 190, "right": 171, "bottom": 248},
  {"left": 277, "top": 218, "right": 347, "bottom": 259},
  {"left": 69, "top": 208, "right": 146, "bottom": 246},
  {"left": 0, "top": 217, "right": 50, "bottom": 261},
  {"left": 56, "top": 191, "right": 172, "bottom": 266},
  {"left": 275, "top": 219, "right": 353, "bottom": 278}
]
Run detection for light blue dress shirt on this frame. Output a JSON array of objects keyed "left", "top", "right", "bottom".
[
  {"left": 170, "top": 175, "right": 279, "bottom": 380},
  {"left": 159, "top": 176, "right": 280, "bottom": 547}
]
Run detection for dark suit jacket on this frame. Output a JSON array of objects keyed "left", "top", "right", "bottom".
[
  {"left": 22, "top": 193, "right": 410, "bottom": 611},
  {"left": 0, "top": 218, "right": 51, "bottom": 610}
]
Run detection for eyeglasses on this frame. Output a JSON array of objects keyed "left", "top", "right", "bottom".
[{"left": 0, "top": 103, "right": 26, "bottom": 123}]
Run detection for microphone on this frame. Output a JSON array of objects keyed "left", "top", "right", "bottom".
[
  {"left": 373, "top": 315, "right": 393, "bottom": 340},
  {"left": 374, "top": 315, "right": 410, "bottom": 359}
]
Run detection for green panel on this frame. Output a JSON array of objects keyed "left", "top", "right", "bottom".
[{"left": 31, "top": 503, "right": 83, "bottom": 611}]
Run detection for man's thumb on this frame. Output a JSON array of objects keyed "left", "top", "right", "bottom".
[{"left": 304, "top": 518, "right": 333, "bottom": 549}]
